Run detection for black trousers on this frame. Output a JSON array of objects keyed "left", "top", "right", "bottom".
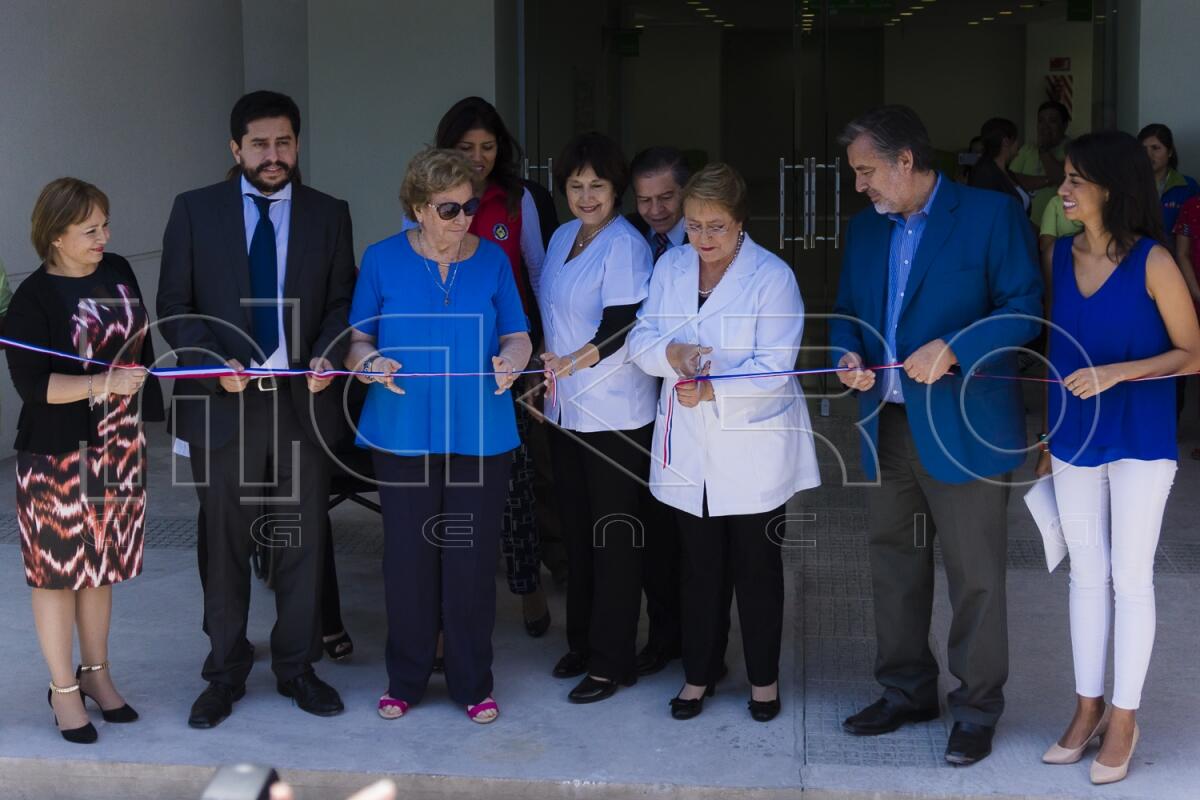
[
  {"left": 190, "top": 388, "right": 331, "bottom": 685},
  {"left": 676, "top": 499, "right": 784, "bottom": 687},
  {"left": 869, "top": 404, "right": 1010, "bottom": 725},
  {"left": 640, "top": 490, "right": 681, "bottom": 656},
  {"left": 550, "top": 424, "right": 652, "bottom": 681},
  {"left": 374, "top": 450, "right": 509, "bottom": 706}
]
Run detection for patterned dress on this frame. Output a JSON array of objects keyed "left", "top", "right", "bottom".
[{"left": 17, "top": 277, "right": 148, "bottom": 589}]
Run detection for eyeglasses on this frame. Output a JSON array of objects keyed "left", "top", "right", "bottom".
[
  {"left": 427, "top": 197, "right": 481, "bottom": 221},
  {"left": 684, "top": 221, "right": 732, "bottom": 238}
]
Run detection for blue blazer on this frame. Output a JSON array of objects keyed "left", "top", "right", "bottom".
[{"left": 830, "top": 177, "right": 1042, "bottom": 484}]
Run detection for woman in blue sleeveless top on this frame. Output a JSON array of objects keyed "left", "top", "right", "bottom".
[{"left": 1037, "top": 131, "right": 1200, "bottom": 784}]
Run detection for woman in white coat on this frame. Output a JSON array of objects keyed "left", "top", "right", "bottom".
[{"left": 627, "top": 163, "right": 821, "bottom": 722}]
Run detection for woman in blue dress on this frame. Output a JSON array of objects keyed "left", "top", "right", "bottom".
[{"left": 345, "top": 148, "right": 532, "bottom": 724}]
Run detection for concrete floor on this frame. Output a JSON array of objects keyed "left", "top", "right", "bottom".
[{"left": 1, "top": 398, "right": 1199, "bottom": 800}]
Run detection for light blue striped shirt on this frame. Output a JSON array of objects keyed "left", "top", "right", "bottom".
[{"left": 881, "top": 174, "right": 942, "bottom": 403}]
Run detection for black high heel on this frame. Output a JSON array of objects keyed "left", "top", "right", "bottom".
[
  {"left": 748, "top": 696, "right": 781, "bottom": 722},
  {"left": 670, "top": 684, "right": 715, "bottom": 720},
  {"left": 76, "top": 662, "right": 139, "bottom": 723},
  {"left": 48, "top": 682, "right": 98, "bottom": 744}
]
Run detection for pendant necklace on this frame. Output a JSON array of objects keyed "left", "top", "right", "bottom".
[
  {"left": 698, "top": 231, "right": 745, "bottom": 297},
  {"left": 418, "top": 229, "right": 463, "bottom": 306}
]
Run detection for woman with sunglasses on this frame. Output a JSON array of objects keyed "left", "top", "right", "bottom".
[
  {"left": 539, "top": 132, "right": 658, "bottom": 704},
  {"left": 628, "top": 163, "right": 820, "bottom": 721},
  {"left": 345, "top": 148, "right": 532, "bottom": 724},
  {"left": 434, "top": 96, "right": 555, "bottom": 640}
]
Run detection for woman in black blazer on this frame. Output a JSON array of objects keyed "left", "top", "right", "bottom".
[
  {"left": 969, "top": 117, "right": 1031, "bottom": 214},
  {"left": 5, "top": 178, "right": 162, "bottom": 744}
]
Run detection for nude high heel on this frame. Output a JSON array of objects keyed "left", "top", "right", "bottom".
[
  {"left": 1090, "top": 723, "right": 1139, "bottom": 785},
  {"left": 1042, "top": 705, "right": 1111, "bottom": 764}
]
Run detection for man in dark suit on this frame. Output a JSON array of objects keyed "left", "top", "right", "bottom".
[
  {"left": 830, "top": 106, "right": 1041, "bottom": 765},
  {"left": 158, "top": 91, "right": 356, "bottom": 728},
  {"left": 624, "top": 146, "right": 695, "bottom": 677}
]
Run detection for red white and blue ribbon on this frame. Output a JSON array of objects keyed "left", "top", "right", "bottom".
[
  {"left": 0, "top": 334, "right": 557, "bottom": 405},
  {"left": 659, "top": 362, "right": 1192, "bottom": 468}
]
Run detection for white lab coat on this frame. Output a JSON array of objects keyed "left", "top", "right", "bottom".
[
  {"left": 627, "top": 234, "right": 821, "bottom": 517},
  {"left": 539, "top": 216, "right": 658, "bottom": 432}
]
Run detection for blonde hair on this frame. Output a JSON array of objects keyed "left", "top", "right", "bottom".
[
  {"left": 681, "top": 162, "right": 749, "bottom": 224},
  {"left": 31, "top": 178, "right": 110, "bottom": 262},
  {"left": 399, "top": 148, "right": 484, "bottom": 222}
]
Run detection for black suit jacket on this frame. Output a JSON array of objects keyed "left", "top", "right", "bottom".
[{"left": 156, "top": 179, "right": 356, "bottom": 450}]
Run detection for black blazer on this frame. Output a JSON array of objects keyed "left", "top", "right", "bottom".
[
  {"left": 4, "top": 253, "right": 164, "bottom": 454},
  {"left": 968, "top": 158, "right": 1025, "bottom": 207},
  {"left": 156, "top": 179, "right": 356, "bottom": 450}
]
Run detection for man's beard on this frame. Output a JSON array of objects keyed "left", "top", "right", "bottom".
[{"left": 242, "top": 160, "right": 294, "bottom": 194}]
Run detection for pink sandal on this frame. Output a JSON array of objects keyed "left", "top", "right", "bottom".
[
  {"left": 378, "top": 694, "right": 409, "bottom": 720},
  {"left": 466, "top": 697, "right": 499, "bottom": 724}
]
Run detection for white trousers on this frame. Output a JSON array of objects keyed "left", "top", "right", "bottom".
[{"left": 1050, "top": 456, "right": 1176, "bottom": 710}]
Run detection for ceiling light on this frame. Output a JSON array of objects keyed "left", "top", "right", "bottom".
[
  {"left": 999, "top": 9, "right": 1013, "bottom": 14},
  {"left": 696, "top": 5, "right": 709, "bottom": 10},
  {"left": 900, "top": 11, "right": 914, "bottom": 15},
  {"left": 1020, "top": 2, "right": 1035, "bottom": 6},
  {"left": 635, "top": 24, "right": 645, "bottom": 29},
  {"left": 982, "top": 15, "right": 995, "bottom": 20},
  {"left": 723, "top": 22, "right": 734, "bottom": 27},
  {"left": 968, "top": 20, "right": 980, "bottom": 25}
]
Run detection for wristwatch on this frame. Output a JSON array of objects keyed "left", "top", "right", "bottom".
[{"left": 362, "top": 354, "right": 379, "bottom": 378}]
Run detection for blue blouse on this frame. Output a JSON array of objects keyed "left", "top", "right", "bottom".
[
  {"left": 349, "top": 231, "right": 527, "bottom": 456},
  {"left": 1048, "top": 236, "right": 1176, "bottom": 466}
]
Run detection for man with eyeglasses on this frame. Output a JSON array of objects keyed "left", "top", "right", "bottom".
[{"left": 158, "top": 90, "right": 357, "bottom": 729}]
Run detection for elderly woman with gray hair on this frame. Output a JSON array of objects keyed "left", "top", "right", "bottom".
[{"left": 345, "top": 148, "right": 532, "bottom": 724}]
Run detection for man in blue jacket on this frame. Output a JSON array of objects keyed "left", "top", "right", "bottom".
[{"left": 830, "top": 105, "right": 1042, "bottom": 765}]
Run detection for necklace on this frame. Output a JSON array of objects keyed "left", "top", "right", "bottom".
[
  {"left": 698, "top": 232, "right": 745, "bottom": 297},
  {"left": 572, "top": 214, "right": 618, "bottom": 253},
  {"left": 417, "top": 229, "right": 463, "bottom": 306}
]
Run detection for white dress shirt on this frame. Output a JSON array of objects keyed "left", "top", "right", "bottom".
[
  {"left": 241, "top": 175, "right": 291, "bottom": 370},
  {"left": 538, "top": 216, "right": 658, "bottom": 432}
]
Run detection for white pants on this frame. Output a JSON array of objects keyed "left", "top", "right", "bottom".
[{"left": 1051, "top": 456, "right": 1176, "bottom": 710}]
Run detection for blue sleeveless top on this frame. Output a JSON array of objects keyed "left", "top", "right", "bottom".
[{"left": 1047, "top": 236, "right": 1176, "bottom": 466}]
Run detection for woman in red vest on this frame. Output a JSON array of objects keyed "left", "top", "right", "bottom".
[{"left": 434, "top": 96, "right": 555, "bottom": 639}]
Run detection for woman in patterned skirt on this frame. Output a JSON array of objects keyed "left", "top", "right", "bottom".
[{"left": 5, "top": 178, "right": 163, "bottom": 743}]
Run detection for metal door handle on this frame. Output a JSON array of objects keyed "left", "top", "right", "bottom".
[
  {"left": 778, "top": 157, "right": 805, "bottom": 250},
  {"left": 521, "top": 157, "right": 554, "bottom": 198}
]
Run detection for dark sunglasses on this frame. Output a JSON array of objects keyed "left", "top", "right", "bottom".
[{"left": 427, "top": 197, "right": 481, "bottom": 221}]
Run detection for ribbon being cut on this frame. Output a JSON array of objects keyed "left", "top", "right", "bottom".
[
  {"left": 660, "top": 361, "right": 1190, "bottom": 468},
  {"left": 0, "top": 334, "right": 558, "bottom": 405}
]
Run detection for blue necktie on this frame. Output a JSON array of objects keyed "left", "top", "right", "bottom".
[
  {"left": 653, "top": 232, "right": 670, "bottom": 262},
  {"left": 246, "top": 194, "right": 279, "bottom": 359}
]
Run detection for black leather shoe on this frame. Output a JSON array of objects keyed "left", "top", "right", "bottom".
[
  {"left": 748, "top": 697, "right": 781, "bottom": 722},
  {"left": 553, "top": 651, "right": 589, "bottom": 679},
  {"left": 670, "top": 684, "right": 715, "bottom": 720},
  {"left": 277, "top": 670, "right": 344, "bottom": 717},
  {"left": 568, "top": 673, "right": 635, "bottom": 704},
  {"left": 842, "top": 697, "right": 940, "bottom": 736},
  {"left": 187, "top": 682, "right": 246, "bottom": 729},
  {"left": 945, "top": 722, "right": 995, "bottom": 765},
  {"left": 636, "top": 645, "right": 680, "bottom": 676}
]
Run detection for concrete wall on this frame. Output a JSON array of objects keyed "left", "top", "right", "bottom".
[
  {"left": 306, "top": 0, "right": 508, "bottom": 257},
  {"left": 1133, "top": 0, "right": 1200, "bottom": 173},
  {"left": 0, "top": 0, "right": 245, "bottom": 453},
  {"left": 1024, "top": 18, "right": 1095, "bottom": 140}
]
